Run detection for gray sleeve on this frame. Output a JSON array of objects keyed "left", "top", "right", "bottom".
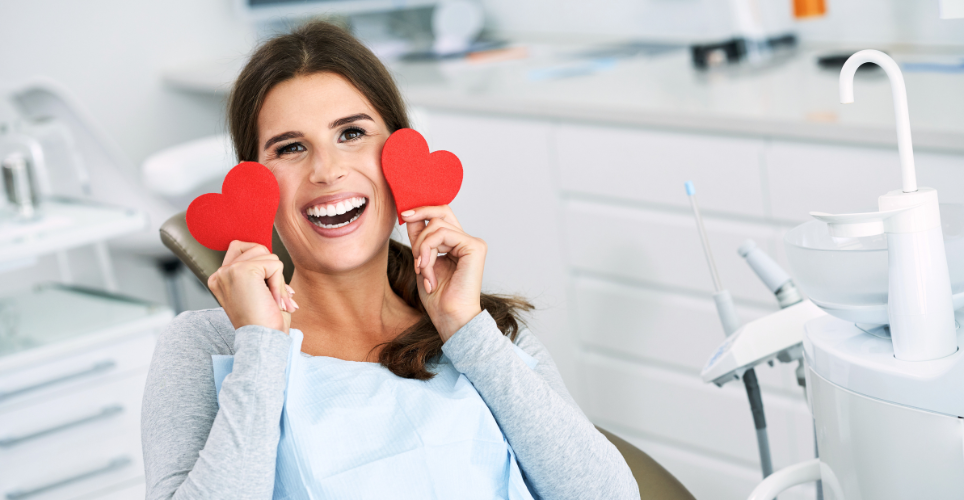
[
  {"left": 141, "top": 312, "right": 292, "bottom": 500},
  {"left": 441, "top": 310, "right": 640, "bottom": 500}
]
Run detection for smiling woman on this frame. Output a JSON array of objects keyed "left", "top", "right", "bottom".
[{"left": 141, "top": 20, "right": 640, "bottom": 500}]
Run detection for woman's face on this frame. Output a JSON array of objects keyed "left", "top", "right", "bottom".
[{"left": 257, "top": 72, "right": 397, "bottom": 274}]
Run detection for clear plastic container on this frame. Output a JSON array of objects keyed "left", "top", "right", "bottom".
[{"left": 784, "top": 203, "right": 964, "bottom": 311}]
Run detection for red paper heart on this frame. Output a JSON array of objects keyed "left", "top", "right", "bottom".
[
  {"left": 381, "top": 128, "right": 463, "bottom": 223},
  {"left": 186, "top": 162, "right": 280, "bottom": 252}
]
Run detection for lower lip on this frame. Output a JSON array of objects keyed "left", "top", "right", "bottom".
[{"left": 303, "top": 204, "right": 368, "bottom": 238}]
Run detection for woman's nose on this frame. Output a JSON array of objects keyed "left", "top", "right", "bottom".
[{"left": 308, "top": 151, "right": 348, "bottom": 185}]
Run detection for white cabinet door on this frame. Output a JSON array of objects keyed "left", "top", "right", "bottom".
[
  {"left": 572, "top": 275, "right": 799, "bottom": 393},
  {"left": 766, "top": 139, "right": 964, "bottom": 223},
  {"left": 583, "top": 353, "right": 814, "bottom": 472},
  {"left": 555, "top": 123, "right": 767, "bottom": 217},
  {"left": 564, "top": 200, "right": 780, "bottom": 304},
  {"left": 416, "top": 110, "right": 576, "bottom": 397}
]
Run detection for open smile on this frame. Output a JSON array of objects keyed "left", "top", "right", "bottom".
[{"left": 305, "top": 196, "right": 368, "bottom": 229}]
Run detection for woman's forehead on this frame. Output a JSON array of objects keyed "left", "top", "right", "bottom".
[{"left": 258, "top": 73, "right": 382, "bottom": 132}]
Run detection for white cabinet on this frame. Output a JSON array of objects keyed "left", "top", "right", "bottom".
[
  {"left": 766, "top": 140, "right": 964, "bottom": 223},
  {"left": 765, "top": 140, "right": 900, "bottom": 222},
  {"left": 0, "top": 286, "right": 172, "bottom": 500},
  {"left": 582, "top": 353, "right": 813, "bottom": 469},
  {"left": 555, "top": 124, "right": 767, "bottom": 218},
  {"left": 571, "top": 275, "right": 798, "bottom": 393},
  {"left": 563, "top": 200, "right": 781, "bottom": 304}
]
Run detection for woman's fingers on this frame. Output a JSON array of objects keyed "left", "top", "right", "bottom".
[
  {"left": 401, "top": 205, "right": 462, "bottom": 230},
  {"left": 245, "top": 254, "right": 296, "bottom": 312},
  {"left": 403, "top": 205, "right": 462, "bottom": 251},
  {"left": 220, "top": 242, "right": 296, "bottom": 312},
  {"left": 414, "top": 225, "right": 483, "bottom": 293},
  {"left": 412, "top": 218, "right": 461, "bottom": 270},
  {"left": 223, "top": 240, "right": 270, "bottom": 267}
]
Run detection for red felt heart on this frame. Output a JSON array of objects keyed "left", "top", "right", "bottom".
[
  {"left": 381, "top": 128, "right": 463, "bottom": 223},
  {"left": 186, "top": 162, "right": 280, "bottom": 252}
]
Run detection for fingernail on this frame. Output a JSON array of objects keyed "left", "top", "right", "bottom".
[
  {"left": 424, "top": 278, "right": 432, "bottom": 294},
  {"left": 416, "top": 256, "right": 421, "bottom": 268},
  {"left": 280, "top": 299, "right": 287, "bottom": 312},
  {"left": 401, "top": 210, "right": 415, "bottom": 217},
  {"left": 289, "top": 298, "right": 299, "bottom": 310},
  {"left": 285, "top": 284, "right": 295, "bottom": 295}
]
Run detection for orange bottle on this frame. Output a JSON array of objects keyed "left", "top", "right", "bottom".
[{"left": 794, "top": 0, "right": 826, "bottom": 18}]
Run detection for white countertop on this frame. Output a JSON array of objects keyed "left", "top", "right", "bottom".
[
  {"left": 390, "top": 43, "right": 964, "bottom": 153},
  {"left": 164, "top": 42, "right": 964, "bottom": 153},
  {"left": 0, "top": 199, "right": 147, "bottom": 264}
]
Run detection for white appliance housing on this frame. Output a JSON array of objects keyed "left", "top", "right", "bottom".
[{"left": 748, "top": 50, "right": 964, "bottom": 499}]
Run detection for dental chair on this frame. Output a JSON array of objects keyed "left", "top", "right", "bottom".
[{"left": 160, "top": 211, "right": 696, "bottom": 500}]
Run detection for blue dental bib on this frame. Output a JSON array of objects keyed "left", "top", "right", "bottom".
[{"left": 212, "top": 329, "right": 536, "bottom": 500}]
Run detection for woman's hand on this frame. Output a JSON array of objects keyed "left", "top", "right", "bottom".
[
  {"left": 207, "top": 240, "right": 298, "bottom": 334},
  {"left": 403, "top": 206, "right": 485, "bottom": 342}
]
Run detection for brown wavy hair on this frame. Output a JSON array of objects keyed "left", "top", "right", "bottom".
[{"left": 228, "top": 20, "right": 533, "bottom": 379}]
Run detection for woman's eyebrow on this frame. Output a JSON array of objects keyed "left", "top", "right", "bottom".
[
  {"left": 264, "top": 131, "right": 304, "bottom": 151},
  {"left": 329, "top": 113, "right": 374, "bottom": 129}
]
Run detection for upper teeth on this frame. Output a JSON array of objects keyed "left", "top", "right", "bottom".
[{"left": 307, "top": 197, "right": 367, "bottom": 217}]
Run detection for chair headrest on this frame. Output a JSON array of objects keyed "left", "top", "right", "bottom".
[{"left": 160, "top": 211, "right": 294, "bottom": 290}]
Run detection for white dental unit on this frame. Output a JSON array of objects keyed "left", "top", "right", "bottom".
[{"left": 699, "top": 44, "right": 964, "bottom": 499}]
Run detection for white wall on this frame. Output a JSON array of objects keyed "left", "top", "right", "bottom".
[
  {"left": 0, "top": 0, "right": 256, "bottom": 173},
  {"left": 481, "top": 0, "right": 964, "bottom": 46}
]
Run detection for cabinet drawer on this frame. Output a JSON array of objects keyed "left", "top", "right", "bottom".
[
  {"left": 563, "top": 200, "right": 781, "bottom": 304},
  {"left": 1, "top": 439, "right": 142, "bottom": 500},
  {"left": 0, "top": 371, "right": 146, "bottom": 500},
  {"left": 766, "top": 141, "right": 964, "bottom": 223},
  {"left": 571, "top": 276, "right": 797, "bottom": 392},
  {"left": 554, "top": 123, "right": 766, "bottom": 217},
  {"left": 0, "top": 332, "right": 155, "bottom": 410},
  {"left": 582, "top": 353, "right": 813, "bottom": 469}
]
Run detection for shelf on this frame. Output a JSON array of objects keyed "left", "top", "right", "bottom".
[
  {"left": 0, "top": 284, "right": 173, "bottom": 371},
  {"left": 0, "top": 199, "right": 148, "bottom": 265}
]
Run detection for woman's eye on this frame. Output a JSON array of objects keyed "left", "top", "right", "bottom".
[
  {"left": 276, "top": 142, "right": 306, "bottom": 156},
  {"left": 339, "top": 127, "right": 366, "bottom": 143}
]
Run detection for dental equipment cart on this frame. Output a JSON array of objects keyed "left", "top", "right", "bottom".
[{"left": 736, "top": 50, "right": 964, "bottom": 499}]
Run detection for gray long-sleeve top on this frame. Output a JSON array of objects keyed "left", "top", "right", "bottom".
[{"left": 141, "top": 308, "right": 639, "bottom": 500}]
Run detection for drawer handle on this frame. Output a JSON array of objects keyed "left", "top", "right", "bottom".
[
  {"left": 0, "top": 404, "right": 123, "bottom": 448},
  {"left": 0, "top": 360, "right": 116, "bottom": 402},
  {"left": 4, "top": 455, "right": 131, "bottom": 500}
]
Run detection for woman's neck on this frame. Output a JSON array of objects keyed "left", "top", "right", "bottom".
[{"left": 287, "top": 247, "right": 420, "bottom": 361}]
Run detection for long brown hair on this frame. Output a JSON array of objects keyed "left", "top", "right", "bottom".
[{"left": 228, "top": 19, "right": 533, "bottom": 379}]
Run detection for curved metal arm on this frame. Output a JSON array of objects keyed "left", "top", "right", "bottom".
[
  {"left": 839, "top": 49, "right": 916, "bottom": 193},
  {"left": 747, "top": 459, "right": 821, "bottom": 500}
]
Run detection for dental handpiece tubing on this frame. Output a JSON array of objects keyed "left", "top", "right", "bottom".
[
  {"left": 743, "top": 369, "right": 773, "bottom": 477},
  {"left": 686, "top": 181, "right": 773, "bottom": 478}
]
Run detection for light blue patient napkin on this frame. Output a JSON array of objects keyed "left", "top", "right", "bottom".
[{"left": 213, "top": 329, "right": 536, "bottom": 500}]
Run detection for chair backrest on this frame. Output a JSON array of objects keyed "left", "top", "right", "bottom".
[
  {"left": 160, "top": 211, "right": 294, "bottom": 286},
  {"left": 157, "top": 211, "right": 696, "bottom": 500}
]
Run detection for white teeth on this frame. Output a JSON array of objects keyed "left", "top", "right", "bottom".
[{"left": 307, "top": 197, "right": 369, "bottom": 221}]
